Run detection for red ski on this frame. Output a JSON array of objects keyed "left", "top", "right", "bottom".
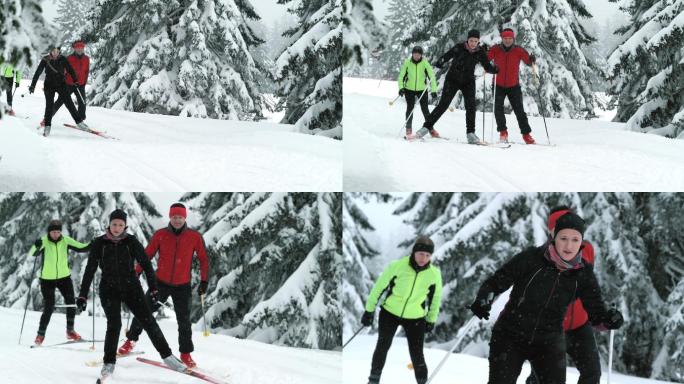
[
  {"left": 63, "top": 123, "right": 119, "bottom": 140},
  {"left": 136, "top": 357, "right": 228, "bottom": 384}
]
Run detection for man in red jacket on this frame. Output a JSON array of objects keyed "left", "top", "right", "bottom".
[
  {"left": 52, "top": 40, "right": 89, "bottom": 123},
  {"left": 487, "top": 28, "right": 537, "bottom": 144},
  {"left": 118, "top": 203, "right": 209, "bottom": 368},
  {"left": 527, "top": 206, "right": 602, "bottom": 384}
]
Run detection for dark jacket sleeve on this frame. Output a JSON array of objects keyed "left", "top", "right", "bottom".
[
  {"left": 577, "top": 265, "right": 608, "bottom": 324},
  {"left": 79, "top": 238, "right": 100, "bottom": 298},
  {"left": 476, "top": 248, "right": 532, "bottom": 300},
  {"left": 434, "top": 46, "right": 457, "bottom": 68},
  {"left": 131, "top": 236, "right": 157, "bottom": 291},
  {"left": 62, "top": 56, "right": 78, "bottom": 83},
  {"left": 479, "top": 50, "right": 496, "bottom": 73},
  {"left": 31, "top": 59, "right": 46, "bottom": 88}
]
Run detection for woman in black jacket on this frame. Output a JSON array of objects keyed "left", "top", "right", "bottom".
[
  {"left": 78, "top": 209, "right": 186, "bottom": 382},
  {"left": 470, "top": 212, "right": 624, "bottom": 384}
]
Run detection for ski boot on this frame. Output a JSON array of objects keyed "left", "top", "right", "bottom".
[
  {"left": 66, "top": 329, "right": 82, "bottom": 341},
  {"left": 180, "top": 352, "right": 197, "bottom": 368},
  {"left": 499, "top": 129, "right": 509, "bottom": 143},
  {"left": 34, "top": 334, "right": 44, "bottom": 346},
  {"left": 429, "top": 128, "right": 441, "bottom": 138},
  {"left": 404, "top": 127, "right": 412, "bottom": 140},
  {"left": 413, "top": 127, "right": 429, "bottom": 140},
  {"left": 39, "top": 119, "right": 45, "bottom": 128},
  {"left": 43, "top": 125, "right": 51, "bottom": 137},
  {"left": 117, "top": 339, "right": 136, "bottom": 355},
  {"left": 466, "top": 132, "right": 482, "bottom": 144},
  {"left": 77, "top": 121, "right": 90, "bottom": 130},
  {"left": 8, "top": 109, "right": 15, "bottom": 116},
  {"left": 99, "top": 363, "right": 115, "bottom": 382},
  {"left": 367, "top": 373, "right": 380, "bottom": 384},
  {"left": 523, "top": 133, "right": 536, "bottom": 144},
  {"left": 163, "top": 355, "right": 188, "bottom": 372}
]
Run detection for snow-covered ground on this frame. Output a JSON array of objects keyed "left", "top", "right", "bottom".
[
  {"left": 0, "top": 82, "right": 341, "bottom": 191},
  {"left": 0, "top": 306, "right": 340, "bottom": 383},
  {"left": 344, "top": 334, "right": 676, "bottom": 384},
  {"left": 343, "top": 77, "right": 684, "bottom": 191}
]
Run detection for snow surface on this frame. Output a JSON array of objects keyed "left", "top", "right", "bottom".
[
  {"left": 0, "top": 306, "right": 341, "bottom": 383},
  {"left": 343, "top": 77, "right": 684, "bottom": 191},
  {"left": 0, "top": 82, "right": 341, "bottom": 191}
]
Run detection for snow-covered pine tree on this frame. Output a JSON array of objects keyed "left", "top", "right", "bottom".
[
  {"left": 275, "top": 0, "right": 342, "bottom": 138},
  {"left": 607, "top": 0, "right": 684, "bottom": 138},
  {"left": 652, "top": 278, "right": 684, "bottom": 381},
  {"left": 186, "top": 192, "right": 342, "bottom": 349},
  {"left": 341, "top": 0, "right": 385, "bottom": 66},
  {"left": 378, "top": 0, "right": 420, "bottom": 79},
  {"left": 82, "top": 0, "right": 265, "bottom": 120},
  {"left": 54, "top": 0, "right": 95, "bottom": 49}
]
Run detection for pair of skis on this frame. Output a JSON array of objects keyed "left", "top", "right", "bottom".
[
  {"left": 94, "top": 355, "right": 228, "bottom": 384},
  {"left": 30, "top": 339, "right": 104, "bottom": 349},
  {"left": 37, "top": 122, "right": 119, "bottom": 140},
  {"left": 407, "top": 135, "right": 512, "bottom": 149}
]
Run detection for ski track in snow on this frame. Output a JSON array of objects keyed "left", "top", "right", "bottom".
[
  {"left": 0, "top": 307, "right": 340, "bottom": 384},
  {"left": 0, "top": 82, "right": 341, "bottom": 191},
  {"left": 343, "top": 77, "right": 684, "bottom": 191}
]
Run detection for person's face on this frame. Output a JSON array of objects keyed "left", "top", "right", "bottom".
[
  {"left": 49, "top": 230, "right": 61, "bottom": 241},
  {"left": 75, "top": 47, "right": 84, "bottom": 55},
  {"left": 503, "top": 37, "right": 514, "bottom": 47},
  {"left": 467, "top": 37, "right": 479, "bottom": 50},
  {"left": 170, "top": 215, "right": 186, "bottom": 229},
  {"left": 412, "top": 52, "right": 422, "bottom": 61},
  {"left": 553, "top": 229, "right": 582, "bottom": 260},
  {"left": 50, "top": 48, "right": 60, "bottom": 57},
  {"left": 109, "top": 219, "right": 126, "bottom": 236},
  {"left": 414, "top": 251, "right": 432, "bottom": 267}
]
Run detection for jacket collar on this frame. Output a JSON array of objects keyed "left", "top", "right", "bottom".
[
  {"left": 167, "top": 223, "right": 187, "bottom": 235},
  {"left": 409, "top": 254, "right": 430, "bottom": 272}
]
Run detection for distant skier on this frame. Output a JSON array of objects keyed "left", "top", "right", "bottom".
[
  {"left": 362, "top": 236, "right": 443, "bottom": 384},
  {"left": 525, "top": 206, "right": 602, "bottom": 384},
  {"left": 52, "top": 40, "right": 89, "bottom": 123},
  {"left": 0, "top": 61, "right": 21, "bottom": 116},
  {"left": 28, "top": 46, "right": 89, "bottom": 136},
  {"left": 397, "top": 46, "right": 438, "bottom": 139},
  {"left": 414, "top": 29, "right": 498, "bottom": 143},
  {"left": 78, "top": 209, "right": 187, "bottom": 381},
  {"left": 470, "top": 211, "right": 624, "bottom": 384},
  {"left": 487, "top": 28, "right": 537, "bottom": 144},
  {"left": 29, "top": 219, "right": 90, "bottom": 346},
  {"left": 118, "top": 203, "right": 209, "bottom": 368}
]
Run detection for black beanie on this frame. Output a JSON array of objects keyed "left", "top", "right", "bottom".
[
  {"left": 467, "top": 29, "right": 480, "bottom": 39},
  {"left": 412, "top": 236, "right": 435, "bottom": 255},
  {"left": 553, "top": 212, "right": 585, "bottom": 239},
  {"left": 47, "top": 219, "right": 62, "bottom": 232},
  {"left": 412, "top": 46, "right": 423, "bottom": 55},
  {"left": 109, "top": 209, "right": 127, "bottom": 224}
]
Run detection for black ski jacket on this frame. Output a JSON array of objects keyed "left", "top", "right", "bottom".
[
  {"left": 476, "top": 245, "right": 609, "bottom": 343},
  {"left": 30, "top": 54, "right": 77, "bottom": 91},
  {"left": 433, "top": 42, "right": 497, "bottom": 84}
]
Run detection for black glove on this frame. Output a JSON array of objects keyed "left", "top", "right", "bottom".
[
  {"left": 489, "top": 64, "right": 499, "bottom": 74},
  {"left": 76, "top": 297, "right": 87, "bottom": 312},
  {"left": 28, "top": 86, "right": 35, "bottom": 94},
  {"left": 431, "top": 92, "right": 438, "bottom": 99},
  {"left": 361, "top": 311, "right": 374, "bottom": 327},
  {"left": 34, "top": 238, "right": 42, "bottom": 249},
  {"left": 15, "top": 82, "right": 19, "bottom": 88},
  {"left": 425, "top": 322, "right": 435, "bottom": 333},
  {"left": 470, "top": 293, "right": 494, "bottom": 320},
  {"left": 149, "top": 289, "right": 159, "bottom": 307},
  {"left": 399, "top": 88, "right": 405, "bottom": 97},
  {"left": 198, "top": 280, "right": 208, "bottom": 296},
  {"left": 529, "top": 54, "right": 537, "bottom": 64},
  {"left": 603, "top": 308, "right": 624, "bottom": 330}
]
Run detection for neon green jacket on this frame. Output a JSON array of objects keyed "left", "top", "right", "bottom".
[
  {"left": 397, "top": 58, "right": 437, "bottom": 92},
  {"left": 365, "top": 256, "right": 443, "bottom": 323},
  {"left": 29, "top": 235, "right": 90, "bottom": 280},
  {"left": 0, "top": 62, "right": 21, "bottom": 84}
]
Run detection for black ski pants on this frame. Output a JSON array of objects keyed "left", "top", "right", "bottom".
[
  {"left": 404, "top": 89, "right": 430, "bottom": 129},
  {"left": 494, "top": 85, "right": 532, "bottom": 134},
  {"left": 126, "top": 281, "right": 194, "bottom": 353},
  {"left": 369, "top": 308, "right": 427, "bottom": 384},
  {"left": 38, "top": 277, "right": 76, "bottom": 335},
  {"left": 3, "top": 76, "right": 14, "bottom": 106},
  {"left": 54, "top": 84, "right": 86, "bottom": 121},
  {"left": 423, "top": 78, "right": 476, "bottom": 133},
  {"left": 43, "top": 84, "right": 80, "bottom": 127}
]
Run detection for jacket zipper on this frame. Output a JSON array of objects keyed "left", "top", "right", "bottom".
[
  {"left": 170, "top": 235, "right": 179, "bottom": 285},
  {"left": 414, "top": 62, "right": 418, "bottom": 91},
  {"left": 54, "top": 242, "right": 59, "bottom": 279},
  {"left": 529, "top": 270, "right": 560, "bottom": 344},
  {"left": 517, "top": 267, "right": 543, "bottom": 307},
  {"left": 399, "top": 269, "right": 420, "bottom": 318}
]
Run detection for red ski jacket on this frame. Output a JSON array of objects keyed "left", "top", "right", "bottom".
[
  {"left": 487, "top": 44, "right": 532, "bottom": 88},
  {"left": 563, "top": 241, "right": 596, "bottom": 331},
  {"left": 65, "top": 54, "right": 89, "bottom": 86},
  {"left": 136, "top": 225, "right": 209, "bottom": 286}
]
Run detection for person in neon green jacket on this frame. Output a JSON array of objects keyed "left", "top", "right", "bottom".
[
  {"left": 397, "top": 46, "right": 438, "bottom": 138},
  {"left": 29, "top": 219, "right": 91, "bottom": 345},
  {"left": 362, "top": 236, "right": 443, "bottom": 384},
  {"left": 0, "top": 61, "right": 21, "bottom": 114}
]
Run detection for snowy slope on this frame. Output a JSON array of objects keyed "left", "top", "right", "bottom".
[
  {"left": 0, "top": 306, "right": 340, "bottom": 384},
  {"left": 343, "top": 77, "right": 684, "bottom": 191},
  {"left": 0, "top": 82, "right": 341, "bottom": 191},
  {"left": 344, "top": 334, "right": 676, "bottom": 384}
]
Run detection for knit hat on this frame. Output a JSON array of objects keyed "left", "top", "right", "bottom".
[
  {"left": 169, "top": 203, "right": 187, "bottom": 218},
  {"left": 500, "top": 28, "right": 515, "bottom": 39},
  {"left": 72, "top": 40, "right": 86, "bottom": 49},
  {"left": 553, "top": 212, "right": 585, "bottom": 239},
  {"left": 412, "top": 236, "right": 434, "bottom": 255},
  {"left": 547, "top": 206, "right": 572, "bottom": 232},
  {"left": 467, "top": 29, "right": 480, "bottom": 39},
  {"left": 47, "top": 219, "right": 62, "bottom": 232},
  {"left": 109, "top": 209, "right": 127, "bottom": 224}
]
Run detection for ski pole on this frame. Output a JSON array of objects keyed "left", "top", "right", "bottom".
[
  {"left": 397, "top": 87, "right": 429, "bottom": 137},
  {"left": 426, "top": 316, "right": 479, "bottom": 384},
  {"left": 343, "top": 325, "right": 366, "bottom": 348},
  {"left": 125, "top": 306, "right": 131, "bottom": 334},
  {"left": 91, "top": 277, "right": 96, "bottom": 350},
  {"left": 532, "top": 64, "right": 551, "bottom": 145},
  {"left": 54, "top": 304, "right": 77, "bottom": 308},
  {"left": 482, "top": 73, "right": 486, "bottom": 140},
  {"left": 607, "top": 329, "right": 615, "bottom": 384},
  {"left": 389, "top": 94, "right": 401, "bottom": 106},
  {"left": 200, "top": 294, "right": 210, "bottom": 337},
  {"left": 18, "top": 254, "right": 40, "bottom": 345},
  {"left": 491, "top": 73, "right": 496, "bottom": 143}
]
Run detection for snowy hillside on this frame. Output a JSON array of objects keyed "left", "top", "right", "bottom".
[
  {"left": 0, "top": 82, "right": 341, "bottom": 191},
  {"left": 343, "top": 77, "right": 684, "bottom": 191},
  {"left": 0, "top": 307, "right": 341, "bottom": 384}
]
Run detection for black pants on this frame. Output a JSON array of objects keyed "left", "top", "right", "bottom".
[
  {"left": 53, "top": 84, "right": 86, "bottom": 121},
  {"left": 494, "top": 85, "right": 531, "bottom": 134},
  {"left": 126, "top": 281, "right": 194, "bottom": 353},
  {"left": 38, "top": 277, "right": 76, "bottom": 336},
  {"left": 100, "top": 284, "right": 172, "bottom": 364},
  {"left": 3, "top": 77, "right": 13, "bottom": 106},
  {"left": 526, "top": 322, "right": 601, "bottom": 384},
  {"left": 43, "top": 85, "right": 80, "bottom": 127},
  {"left": 369, "top": 308, "right": 427, "bottom": 384},
  {"left": 423, "top": 78, "right": 476, "bottom": 133},
  {"left": 488, "top": 326, "right": 566, "bottom": 384},
  {"left": 404, "top": 90, "right": 430, "bottom": 129}
]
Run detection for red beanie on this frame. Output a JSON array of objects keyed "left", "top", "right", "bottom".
[
  {"left": 501, "top": 29, "right": 515, "bottom": 39},
  {"left": 169, "top": 203, "right": 187, "bottom": 218},
  {"left": 72, "top": 40, "right": 86, "bottom": 49},
  {"left": 548, "top": 208, "right": 572, "bottom": 232}
]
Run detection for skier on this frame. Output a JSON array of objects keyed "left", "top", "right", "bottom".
[
  {"left": 29, "top": 219, "right": 90, "bottom": 346},
  {"left": 118, "top": 203, "right": 209, "bottom": 368},
  {"left": 487, "top": 28, "right": 537, "bottom": 144},
  {"left": 362, "top": 236, "right": 443, "bottom": 384},
  {"left": 0, "top": 61, "right": 21, "bottom": 116},
  {"left": 414, "top": 29, "right": 499, "bottom": 143},
  {"left": 28, "top": 46, "right": 89, "bottom": 136},
  {"left": 397, "top": 46, "right": 438, "bottom": 139},
  {"left": 52, "top": 40, "right": 89, "bottom": 123},
  {"left": 77, "top": 209, "right": 187, "bottom": 381},
  {"left": 525, "top": 206, "right": 602, "bottom": 384},
  {"left": 470, "top": 211, "right": 624, "bottom": 384}
]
